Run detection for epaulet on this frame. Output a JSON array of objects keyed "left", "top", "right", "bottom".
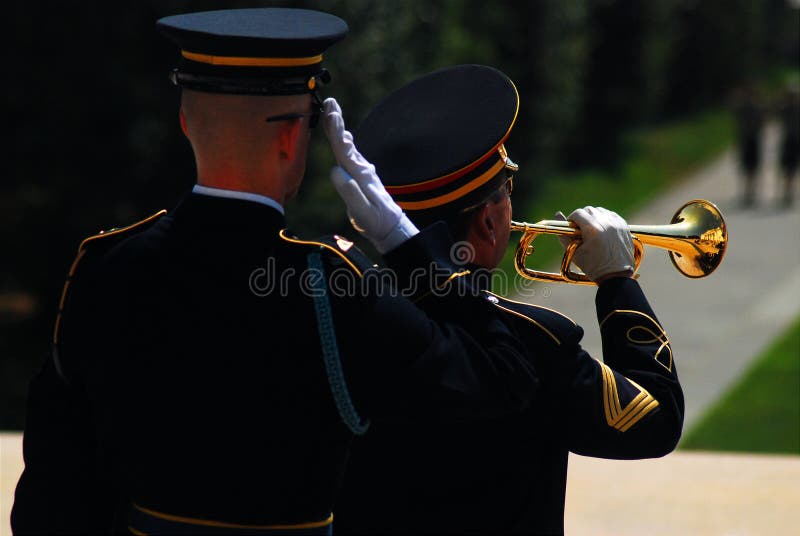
[
  {"left": 76, "top": 209, "right": 168, "bottom": 255},
  {"left": 278, "top": 229, "right": 376, "bottom": 277},
  {"left": 482, "top": 290, "right": 578, "bottom": 347},
  {"left": 53, "top": 210, "right": 167, "bottom": 346}
]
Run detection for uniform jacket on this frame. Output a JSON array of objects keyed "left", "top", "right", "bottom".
[
  {"left": 12, "top": 193, "right": 542, "bottom": 533},
  {"left": 334, "top": 248, "right": 684, "bottom": 535}
]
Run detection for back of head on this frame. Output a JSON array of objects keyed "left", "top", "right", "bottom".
[
  {"left": 158, "top": 7, "right": 348, "bottom": 138},
  {"left": 179, "top": 90, "right": 308, "bottom": 159},
  {"left": 157, "top": 8, "right": 348, "bottom": 194}
]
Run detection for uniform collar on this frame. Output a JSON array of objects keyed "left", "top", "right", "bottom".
[
  {"left": 463, "top": 263, "right": 492, "bottom": 291},
  {"left": 192, "top": 184, "right": 285, "bottom": 215},
  {"left": 174, "top": 190, "right": 287, "bottom": 234}
]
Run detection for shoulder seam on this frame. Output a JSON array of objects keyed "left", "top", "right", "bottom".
[
  {"left": 483, "top": 290, "right": 577, "bottom": 326},
  {"left": 491, "top": 302, "right": 561, "bottom": 346},
  {"left": 53, "top": 209, "right": 167, "bottom": 346},
  {"left": 78, "top": 209, "right": 168, "bottom": 252}
]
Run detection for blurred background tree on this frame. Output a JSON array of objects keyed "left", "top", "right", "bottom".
[{"left": 2, "top": 0, "right": 798, "bottom": 429}]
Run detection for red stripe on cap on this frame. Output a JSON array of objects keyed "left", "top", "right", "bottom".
[{"left": 385, "top": 141, "right": 506, "bottom": 195}]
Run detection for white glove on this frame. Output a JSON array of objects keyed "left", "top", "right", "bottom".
[
  {"left": 322, "top": 97, "right": 419, "bottom": 254},
  {"left": 554, "top": 207, "right": 635, "bottom": 282}
]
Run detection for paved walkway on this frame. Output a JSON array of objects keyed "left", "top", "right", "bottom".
[
  {"left": 1, "top": 434, "right": 18, "bottom": 535},
  {"left": 565, "top": 450, "right": 800, "bottom": 535}
]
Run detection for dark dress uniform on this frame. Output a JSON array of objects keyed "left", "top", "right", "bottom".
[
  {"left": 335, "top": 268, "right": 683, "bottom": 534},
  {"left": 12, "top": 192, "right": 542, "bottom": 533},
  {"left": 332, "top": 65, "right": 685, "bottom": 535},
  {"left": 11, "top": 12, "right": 543, "bottom": 534}
]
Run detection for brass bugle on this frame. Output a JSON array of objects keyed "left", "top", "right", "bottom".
[{"left": 510, "top": 199, "right": 727, "bottom": 285}]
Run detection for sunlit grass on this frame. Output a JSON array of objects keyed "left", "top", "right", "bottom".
[{"left": 680, "top": 318, "right": 800, "bottom": 454}]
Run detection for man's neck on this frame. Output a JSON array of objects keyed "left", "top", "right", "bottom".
[
  {"left": 192, "top": 184, "right": 285, "bottom": 214},
  {"left": 195, "top": 172, "right": 287, "bottom": 206}
]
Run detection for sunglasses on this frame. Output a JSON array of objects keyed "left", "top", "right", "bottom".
[
  {"left": 459, "top": 172, "right": 515, "bottom": 214},
  {"left": 265, "top": 91, "right": 323, "bottom": 129},
  {"left": 501, "top": 174, "right": 514, "bottom": 197},
  {"left": 489, "top": 173, "right": 514, "bottom": 201}
]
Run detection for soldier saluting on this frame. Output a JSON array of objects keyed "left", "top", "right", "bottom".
[{"left": 12, "top": 11, "right": 546, "bottom": 534}]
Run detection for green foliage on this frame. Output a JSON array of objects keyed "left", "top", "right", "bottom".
[
  {"left": 665, "top": 0, "right": 766, "bottom": 114},
  {"left": 680, "top": 319, "right": 800, "bottom": 455}
]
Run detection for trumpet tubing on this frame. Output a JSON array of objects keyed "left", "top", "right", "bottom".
[{"left": 511, "top": 199, "right": 727, "bottom": 284}]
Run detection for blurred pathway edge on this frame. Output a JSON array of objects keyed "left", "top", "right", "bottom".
[
  {"left": 1, "top": 432, "right": 21, "bottom": 536},
  {"left": 565, "top": 450, "right": 800, "bottom": 536}
]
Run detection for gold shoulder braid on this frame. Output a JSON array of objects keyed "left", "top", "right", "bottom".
[
  {"left": 53, "top": 210, "right": 167, "bottom": 347},
  {"left": 278, "top": 230, "right": 376, "bottom": 276},
  {"left": 482, "top": 290, "right": 578, "bottom": 347}
]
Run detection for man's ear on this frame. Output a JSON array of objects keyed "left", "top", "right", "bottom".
[
  {"left": 473, "top": 204, "right": 497, "bottom": 246},
  {"left": 179, "top": 109, "right": 188, "bottom": 137},
  {"left": 277, "top": 119, "right": 303, "bottom": 161}
]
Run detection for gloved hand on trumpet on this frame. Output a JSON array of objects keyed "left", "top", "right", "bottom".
[
  {"left": 513, "top": 198, "right": 726, "bottom": 284},
  {"left": 554, "top": 207, "right": 636, "bottom": 283}
]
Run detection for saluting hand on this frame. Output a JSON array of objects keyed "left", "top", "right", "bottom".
[
  {"left": 322, "top": 97, "right": 418, "bottom": 254},
  {"left": 554, "top": 207, "right": 635, "bottom": 283}
]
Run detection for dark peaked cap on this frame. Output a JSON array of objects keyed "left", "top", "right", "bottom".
[
  {"left": 355, "top": 65, "right": 519, "bottom": 218},
  {"left": 157, "top": 8, "right": 348, "bottom": 95}
]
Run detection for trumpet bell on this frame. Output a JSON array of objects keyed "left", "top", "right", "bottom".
[{"left": 663, "top": 200, "right": 727, "bottom": 278}]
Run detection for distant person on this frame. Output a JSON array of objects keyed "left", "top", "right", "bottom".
[
  {"left": 732, "top": 83, "right": 765, "bottom": 207},
  {"left": 11, "top": 11, "right": 542, "bottom": 534},
  {"left": 326, "top": 65, "right": 685, "bottom": 535},
  {"left": 777, "top": 84, "right": 799, "bottom": 207}
]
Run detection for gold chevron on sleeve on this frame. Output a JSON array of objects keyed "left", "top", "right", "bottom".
[{"left": 598, "top": 361, "right": 659, "bottom": 432}]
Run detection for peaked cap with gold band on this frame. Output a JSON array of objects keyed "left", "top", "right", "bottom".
[
  {"left": 156, "top": 8, "right": 348, "bottom": 95},
  {"left": 354, "top": 65, "right": 519, "bottom": 220}
]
